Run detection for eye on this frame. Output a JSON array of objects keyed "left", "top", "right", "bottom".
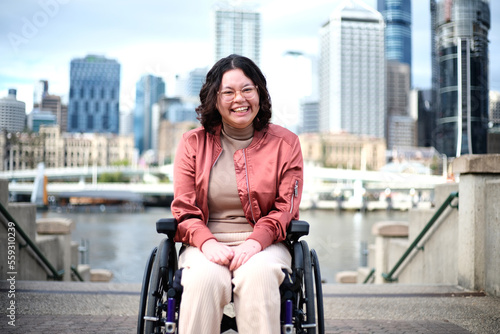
[
  {"left": 242, "top": 87, "right": 254, "bottom": 94},
  {"left": 221, "top": 90, "right": 234, "bottom": 97}
]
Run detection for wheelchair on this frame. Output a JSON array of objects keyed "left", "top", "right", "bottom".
[{"left": 137, "top": 218, "right": 324, "bottom": 334}]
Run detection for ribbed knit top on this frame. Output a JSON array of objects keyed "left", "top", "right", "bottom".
[{"left": 207, "top": 122, "right": 254, "bottom": 234}]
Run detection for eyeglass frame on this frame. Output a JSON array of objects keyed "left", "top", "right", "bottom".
[{"left": 217, "top": 85, "right": 259, "bottom": 102}]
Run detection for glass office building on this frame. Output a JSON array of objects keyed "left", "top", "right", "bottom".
[
  {"left": 432, "top": 0, "right": 490, "bottom": 157},
  {"left": 134, "top": 75, "right": 166, "bottom": 154},
  {"left": 377, "top": 0, "right": 412, "bottom": 67},
  {"left": 214, "top": 4, "right": 260, "bottom": 65},
  {"left": 68, "top": 55, "right": 121, "bottom": 134},
  {"left": 319, "top": 0, "right": 386, "bottom": 138}
]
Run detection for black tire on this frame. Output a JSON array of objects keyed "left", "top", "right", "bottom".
[
  {"left": 301, "top": 240, "right": 316, "bottom": 334},
  {"left": 311, "top": 249, "right": 324, "bottom": 334},
  {"left": 145, "top": 238, "right": 177, "bottom": 334},
  {"left": 137, "top": 247, "right": 157, "bottom": 334}
]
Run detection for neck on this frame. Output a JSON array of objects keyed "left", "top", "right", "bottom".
[{"left": 222, "top": 122, "right": 254, "bottom": 140}]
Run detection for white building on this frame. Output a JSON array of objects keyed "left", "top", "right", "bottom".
[
  {"left": 0, "top": 89, "right": 25, "bottom": 133},
  {"left": 490, "top": 90, "right": 500, "bottom": 129},
  {"left": 319, "top": 0, "right": 386, "bottom": 138},
  {"left": 214, "top": 3, "right": 261, "bottom": 65}
]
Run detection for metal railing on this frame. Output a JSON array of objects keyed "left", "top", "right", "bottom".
[
  {"left": 0, "top": 201, "right": 65, "bottom": 280},
  {"left": 381, "top": 191, "right": 459, "bottom": 282}
]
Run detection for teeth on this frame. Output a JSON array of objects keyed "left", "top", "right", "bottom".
[{"left": 233, "top": 107, "right": 248, "bottom": 112}]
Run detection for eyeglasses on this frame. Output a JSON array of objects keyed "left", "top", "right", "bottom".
[{"left": 218, "top": 86, "right": 258, "bottom": 102}]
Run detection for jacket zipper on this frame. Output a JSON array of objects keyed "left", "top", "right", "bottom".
[
  {"left": 290, "top": 180, "right": 299, "bottom": 213},
  {"left": 243, "top": 149, "right": 257, "bottom": 224},
  {"left": 213, "top": 150, "right": 222, "bottom": 168}
]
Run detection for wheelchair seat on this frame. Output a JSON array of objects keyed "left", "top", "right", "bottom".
[{"left": 137, "top": 218, "right": 324, "bottom": 334}]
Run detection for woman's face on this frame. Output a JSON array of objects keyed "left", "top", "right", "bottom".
[{"left": 216, "top": 68, "right": 260, "bottom": 129}]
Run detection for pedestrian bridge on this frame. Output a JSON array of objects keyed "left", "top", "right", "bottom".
[{"left": 3, "top": 164, "right": 447, "bottom": 202}]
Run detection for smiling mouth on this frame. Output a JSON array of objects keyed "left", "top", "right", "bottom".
[{"left": 232, "top": 107, "right": 249, "bottom": 113}]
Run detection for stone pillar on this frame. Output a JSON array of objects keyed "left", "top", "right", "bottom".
[
  {"left": 453, "top": 154, "right": 500, "bottom": 295},
  {"left": 0, "top": 178, "right": 8, "bottom": 207},
  {"left": 37, "top": 218, "right": 75, "bottom": 281},
  {"left": 372, "top": 221, "right": 409, "bottom": 284}
]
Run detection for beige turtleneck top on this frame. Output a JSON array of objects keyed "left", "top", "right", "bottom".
[{"left": 207, "top": 122, "right": 255, "bottom": 234}]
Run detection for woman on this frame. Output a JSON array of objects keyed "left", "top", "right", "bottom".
[{"left": 171, "top": 54, "right": 303, "bottom": 334}]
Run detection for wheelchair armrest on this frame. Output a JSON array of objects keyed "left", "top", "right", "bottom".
[
  {"left": 156, "top": 218, "right": 177, "bottom": 239},
  {"left": 156, "top": 218, "right": 309, "bottom": 242},
  {"left": 286, "top": 220, "right": 309, "bottom": 242}
]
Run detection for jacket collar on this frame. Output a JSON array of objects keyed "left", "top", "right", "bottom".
[{"left": 210, "top": 123, "right": 267, "bottom": 150}]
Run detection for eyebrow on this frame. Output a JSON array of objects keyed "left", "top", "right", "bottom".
[{"left": 220, "top": 83, "right": 253, "bottom": 90}]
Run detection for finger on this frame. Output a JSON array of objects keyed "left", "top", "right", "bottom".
[{"left": 230, "top": 251, "right": 246, "bottom": 270}]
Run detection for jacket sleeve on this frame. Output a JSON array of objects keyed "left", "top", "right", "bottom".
[
  {"left": 248, "top": 135, "right": 304, "bottom": 249},
  {"left": 171, "top": 133, "right": 215, "bottom": 248}
]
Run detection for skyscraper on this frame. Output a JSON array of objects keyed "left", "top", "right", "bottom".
[
  {"left": 33, "top": 80, "right": 48, "bottom": 107},
  {"left": 432, "top": 0, "right": 490, "bottom": 157},
  {"left": 214, "top": 3, "right": 261, "bottom": 65},
  {"left": 134, "top": 75, "right": 165, "bottom": 154},
  {"left": 0, "top": 89, "right": 25, "bottom": 133},
  {"left": 319, "top": 0, "right": 386, "bottom": 138},
  {"left": 378, "top": 0, "right": 413, "bottom": 148},
  {"left": 68, "top": 55, "right": 121, "bottom": 134},
  {"left": 377, "top": 0, "right": 412, "bottom": 67}
]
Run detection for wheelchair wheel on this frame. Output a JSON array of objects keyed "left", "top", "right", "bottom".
[
  {"left": 300, "top": 240, "right": 316, "bottom": 334},
  {"left": 137, "top": 246, "right": 157, "bottom": 334},
  {"left": 143, "top": 238, "right": 178, "bottom": 334},
  {"left": 311, "top": 249, "right": 324, "bottom": 334}
]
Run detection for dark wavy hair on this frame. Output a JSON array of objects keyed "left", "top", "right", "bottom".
[{"left": 196, "top": 54, "right": 272, "bottom": 134}]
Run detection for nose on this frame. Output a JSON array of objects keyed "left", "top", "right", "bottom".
[{"left": 233, "top": 90, "right": 246, "bottom": 102}]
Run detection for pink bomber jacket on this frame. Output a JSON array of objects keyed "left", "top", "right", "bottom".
[{"left": 171, "top": 124, "right": 304, "bottom": 250}]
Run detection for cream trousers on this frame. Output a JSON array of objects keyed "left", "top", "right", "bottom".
[{"left": 177, "top": 232, "right": 292, "bottom": 334}]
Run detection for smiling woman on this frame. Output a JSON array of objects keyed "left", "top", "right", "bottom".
[{"left": 170, "top": 54, "right": 304, "bottom": 333}]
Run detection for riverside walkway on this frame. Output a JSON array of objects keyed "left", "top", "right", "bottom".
[{"left": 1, "top": 281, "right": 499, "bottom": 333}]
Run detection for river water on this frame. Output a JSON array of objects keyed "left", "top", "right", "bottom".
[{"left": 38, "top": 207, "right": 410, "bottom": 284}]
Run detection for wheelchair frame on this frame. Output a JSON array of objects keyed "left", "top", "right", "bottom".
[{"left": 137, "top": 218, "right": 324, "bottom": 334}]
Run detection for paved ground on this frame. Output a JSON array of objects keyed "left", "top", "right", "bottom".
[{"left": 1, "top": 281, "right": 499, "bottom": 333}]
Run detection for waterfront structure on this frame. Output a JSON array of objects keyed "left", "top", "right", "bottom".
[
  {"left": 31, "top": 81, "right": 68, "bottom": 131},
  {"left": 68, "top": 55, "right": 121, "bottom": 134},
  {"left": 33, "top": 79, "right": 48, "bottom": 107},
  {"left": 0, "top": 125, "right": 134, "bottom": 171},
  {"left": 272, "top": 51, "right": 317, "bottom": 134},
  {"left": 119, "top": 109, "right": 134, "bottom": 136},
  {"left": 386, "top": 61, "right": 413, "bottom": 149},
  {"left": 411, "top": 89, "right": 436, "bottom": 148},
  {"left": 134, "top": 75, "right": 165, "bottom": 154},
  {"left": 27, "top": 108, "right": 57, "bottom": 132},
  {"left": 319, "top": 0, "right": 386, "bottom": 139},
  {"left": 214, "top": 3, "right": 261, "bottom": 65},
  {"left": 431, "top": 0, "right": 490, "bottom": 157},
  {"left": 489, "top": 90, "right": 500, "bottom": 129},
  {"left": 377, "top": 0, "right": 412, "bottom": 67},
  {"left": 157, "top": 96, "right": 198, "bottom": 124},
  {"left": 488, "top": 90, "right": 500, "bottom": 153},
  {"left": 157, "top": 120, "right": 199, "bottom": 165},
  {"left": 299, "top": 132, "right": 386, "bottom": 171},
  {"left": 387, "top": 115, "right": 416, "bottom": 149},
  {"left": 300, "top": 99, "right": 320, "bottom": 134},
  {"left": 0, "top": 89, "right": 25, "bottom": 133},
  {"left": 41, "top": 94, "right": 67, "bottom": 132},
  {"left": 186, "top": 67, "right": 207, "bottom": 98}
]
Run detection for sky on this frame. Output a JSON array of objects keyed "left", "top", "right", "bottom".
[{"left": 1, "top": 0, "right": 499, "bottom": 118}]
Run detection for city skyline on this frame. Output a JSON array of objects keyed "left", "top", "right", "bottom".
[{"left": 1, "top": 0, "right": 499, "bottom": 114}]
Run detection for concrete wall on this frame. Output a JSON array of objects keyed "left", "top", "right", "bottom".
[
  {"left": 397, "top": 183, "right": 459, "bottom": 285},
  {"left": 0, "top": 178, "right": 79, "bottom": 281},
  {"left": 484, "top": 179, "right": 500, "bottom": 296},
  {"left": 373, "top": 155, "right": 500, "bottom": 297}
]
